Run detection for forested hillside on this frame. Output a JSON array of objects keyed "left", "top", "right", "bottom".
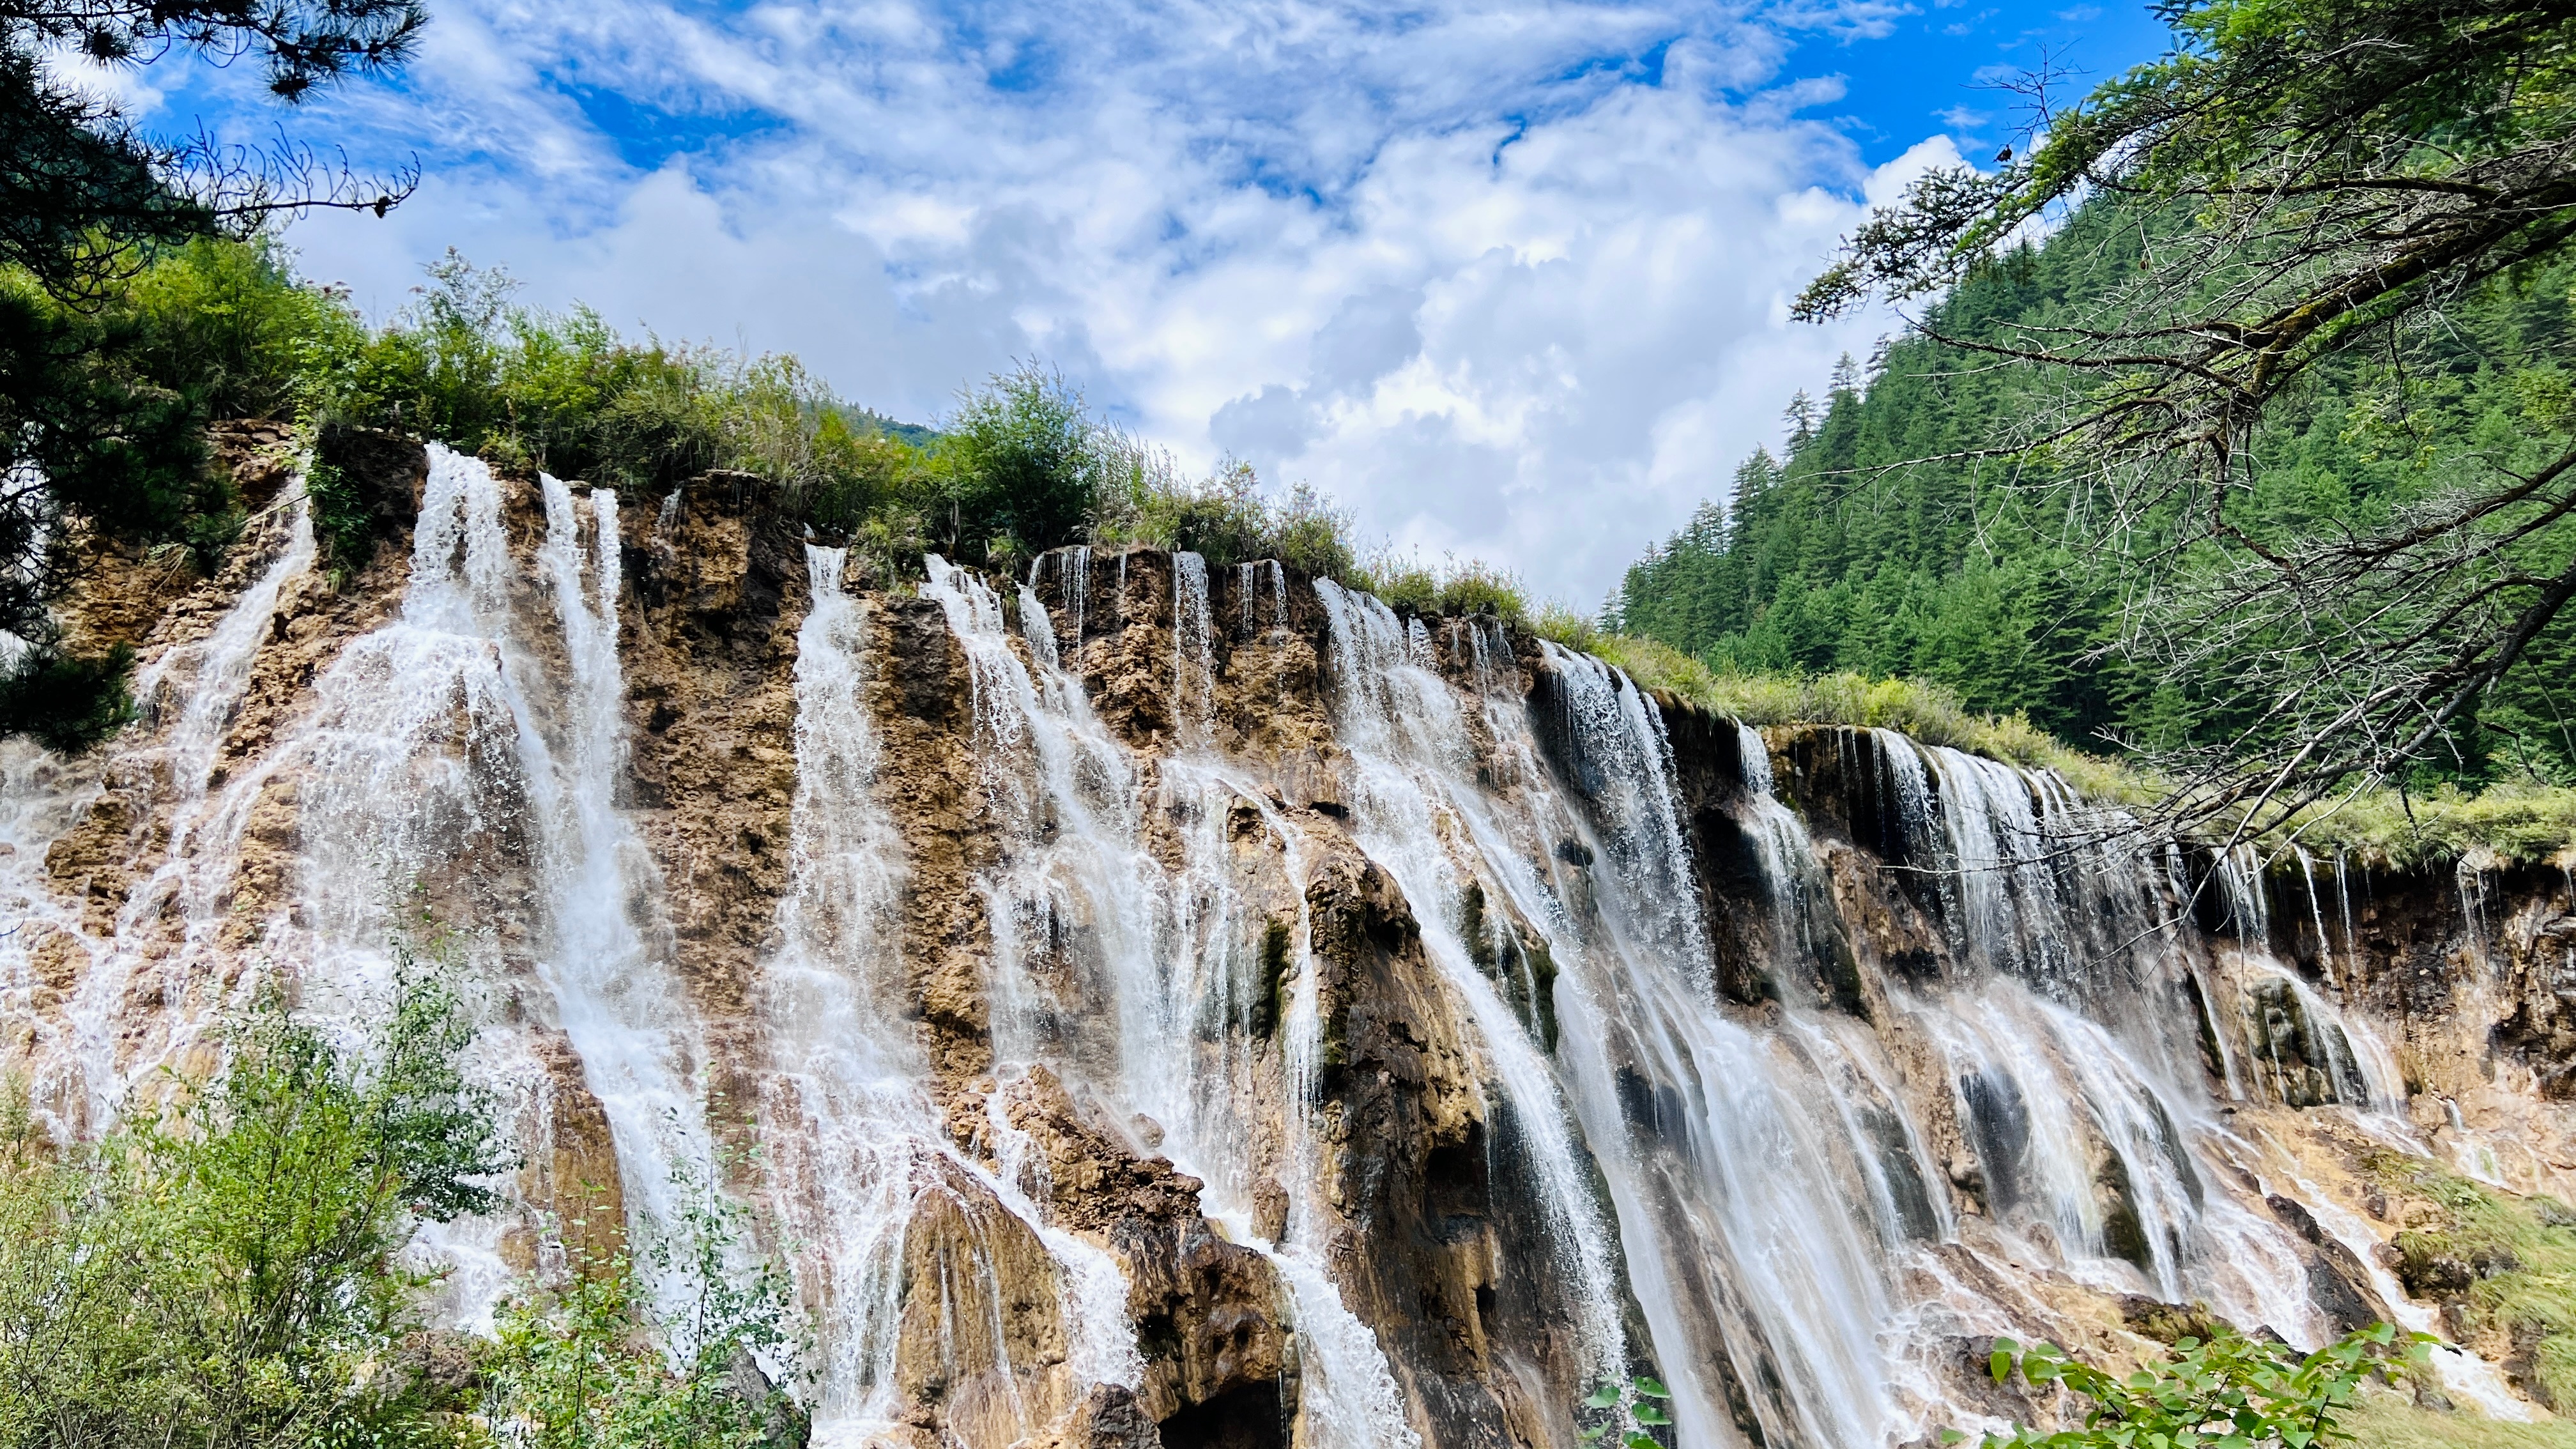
[{"left": 1609, "top": 199, "right": 2576, "bottom": 787}]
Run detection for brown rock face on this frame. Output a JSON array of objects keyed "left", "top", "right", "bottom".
[{"left": 615, "top": 471, "right": 807, "bottom": 1130}]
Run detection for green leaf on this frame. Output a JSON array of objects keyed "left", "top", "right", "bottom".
[
  {"left": 1584, "top": 1385, "right": 1621, "bottom": 1409},
  {"left": 1633, "top": 1376, "right": 1671, "bottom": 1399},
  {"left": 1635, "top": 1405, "right": 1673, "bottom": 1426}
]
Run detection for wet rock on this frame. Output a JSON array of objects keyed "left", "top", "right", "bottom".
[
  {"left": 2385, "top": 1233, "right": 2476, "bottom": 1299},
  {"left": 2263, "top": 1194, "right": 2389, "bottom": 1335},
  {"left": 2117, "top": 1296, "right": 2231, "bottom": 1346},
  {"left": 1038, "top": 1384, "right": 1164, "bottom": 1449}
]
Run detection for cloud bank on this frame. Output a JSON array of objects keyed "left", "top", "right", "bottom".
[{"left": 241, "top": 0, "right": 1956, "bottom": 604}]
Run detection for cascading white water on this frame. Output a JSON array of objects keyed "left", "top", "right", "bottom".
[
  {"left": 1172, "top": 549, "right": 1215, "bottom": 745},
  {"left": 1519, "top": 643, "right": 1920, "bottom": 1448},
  {"left": 928, "top": 553, "right": 1420, "bottom": 1449},
  {"left": 2214, "top": 843, "right": 2273, "bottom": 946},
  {"left": 2294, "top": 847, "right": 2340, "bottom": 988},
  {"left": 1866, "top": 733, "right": 2338, "bottom": 1336},
  {"left": 1730, "top": 719, "right": 1837, "bottom": 969},
  {"left": 758, "top": 544, "right": 945, "bottom": 1436},
  {"left": 1310, "top": 583, "right": 1653, "bottom": 1422},
  {"left": 49, "top": 487, "right": 316, "bottom": 1128},
  {"left": 282, "top": 448, "right": 717, "bottom": 1318}
]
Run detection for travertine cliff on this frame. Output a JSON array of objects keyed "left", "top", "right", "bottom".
[{"left": 4, "top": 431, "right": 2573, "bottom": 1449}]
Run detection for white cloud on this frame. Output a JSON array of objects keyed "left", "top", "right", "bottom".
[
  {"left": 249, "top": 0, "right": 1939, "bottom": 604},
  {"left": 43, "top": 43, "right": 165, "bottom": 119}
]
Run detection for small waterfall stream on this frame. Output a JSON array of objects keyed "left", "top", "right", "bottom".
[
  {"left": 759, "top": 544, "right": 933, "bottom": 1434},
  {"left": 57, "top": 487, "right": 316, "bottom": 1126}
]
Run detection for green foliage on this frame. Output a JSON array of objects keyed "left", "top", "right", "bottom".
[
  {"left": 323, "top": 253, "right": 728, "bottom": 496},
  {"left": 0, "top": 948, "right": 512, "bottom": 1449},
  {"left": 479, "top": 1141, "right": 804, "bottom": 1449},
  {"left": 2339, "top": 1395, "right": 2576, "bottom": 1449},
  {"left": 0, "top": 946, "right": 809, "bottom": 1449},
  {"left": 2258, "top": 782, "right": 2576, "bottom": 869},
  {"left": 0, "top": 235, "right": 378, "bottom": 740},
  {"left": 304, "top": 454, "right": 373, "bottom": 579},
  {"left": 117, "top": 236, "right": 368, "bottom": 420},
  {"left": 1800, "top": 0, "right": 2576, "bottom": 321},
  {"left": 1350, "top": 551, "right": 1531, "bottom": 627},
  {"left": 1965, "top": 1324, "right": 2427, "bottom": 1449},
  {"left": 1091, "top": 450, "right": 1360, "bottom": 579},
  {"left": 1617, "top": 199, "right": 2576, "bottom": 792},
  {"left": 0, "top": 0, "right": 423, "bottom": 749},
  {"left": 2, "top": 0, "right": 422, "bottom": 306},
  {"left": 932, "top": 364, "right": 1096, "bottom": 558},
  {"left": 1783, "top": 0, "right": 2576, "bottom": 824},
  {"left": 0, "top": 641, "right": 134, "bottom": 752},
  {"left": 1575, "top": 1374, "right": 1672, "bottom": 1449}
]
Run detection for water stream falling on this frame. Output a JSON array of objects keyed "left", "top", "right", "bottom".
[
  {"left": 925, "top": 553, "right": 1423, "bottom": 1449},
  {"left": 54, "top": 487, "right": 316, "bottom": 1126},
  {"left": 282, "top": 448, "right": 721, "bottom": 1319},
  {"left": 759, "top": 544, "right": 937, "bottom": 1434}
]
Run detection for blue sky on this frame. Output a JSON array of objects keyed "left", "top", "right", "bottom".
[{"left": 78, "top": 0, "right": 2172, "bottom": 605}]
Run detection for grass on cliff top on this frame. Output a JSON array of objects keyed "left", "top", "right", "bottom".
[
  {"left": 2253, "top": 783, "right": 2576, "bottom": 870},
  {"left": 1529, "top": 608, "right": 2142, "bottom": 797},
  {"left": 1522, "top": 611, "right": 2576, "bottom": 865}
]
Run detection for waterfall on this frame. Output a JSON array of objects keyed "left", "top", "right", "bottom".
[
  {"left": 284, "top": 449, "right": 716, "bottom": 1317},
  {"left": 1731, "top": 719, "right": 1836, "bottom": 970},
  {"left": 134, "top": 491, "right": 318, "bottom": 813},
  {"left": 54, "top": 488, "right": 315, "bottom": 1127},
  {"left": 1172, "top": 549, "right": 1215, "bottom": 745},
  {"left": 1520, "top": 638, "right": 1916, "bottom": 1448},
  {"left": 2213, "top": 843, "right": 2273, "bottom": 945},
  {"left": 759, "top": 544, "right": 937, "bottom": 1434},
  {"left": 1310, "top": 583, "right": 1637, "bottom": 1415},
  {"left": 924, "top": 555, "right": 1421, "bottom": 1449},
  {"left": 11, "top": 495, "right": 2564, "bottom": 1446},
  {"left": 2296, "top": 847, "right": 2338, "bottom": 988}
]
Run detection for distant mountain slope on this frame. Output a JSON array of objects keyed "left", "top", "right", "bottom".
[{"left": 1609, "top": 202, "right": 2576, "bottom": 786}]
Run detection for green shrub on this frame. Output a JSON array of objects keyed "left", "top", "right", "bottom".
[
  {"left": 1087, "top": 438, "right": 1361, "bottom": 578},
  {"left": 0, "top": 949, "right": 510, "bottom": 1449},
  {"left": 1966, "top": 1323, "right": 2426, "bottom": 1448},
  {"left": 0, "top": 643, "right": 134, "bottom": 752},
  {"left": 1575, "top": 1374, "right": 1672, "bottom": 1449},
  {"left": 479, "top": 1149, "right": 806, "bottom": 1449},
  {"left": 116, "top": 236, "right": 367, "bottom": 421},
  {"left": 1349, "top": 551, "right": 1531, "bottom": 626},
  {"left": 930, "top": 364, "right": 1097, "bottom": 559}
]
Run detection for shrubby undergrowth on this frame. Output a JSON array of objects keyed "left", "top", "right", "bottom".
[{"left": 0, "top": 949, "right": 803, "bottom": 1449}]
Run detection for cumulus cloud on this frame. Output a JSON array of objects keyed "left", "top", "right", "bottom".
[{"left": 231, "top": 0, "right": 1954, "bottom": 604}]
